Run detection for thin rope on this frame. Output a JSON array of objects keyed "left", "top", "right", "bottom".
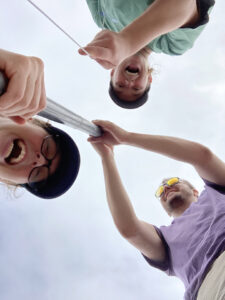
[{"left": 27, "top": 0, "right": 89, "bottom": 56}]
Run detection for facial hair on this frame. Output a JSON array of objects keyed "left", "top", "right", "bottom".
[{"left": 167, "top": 193, "right": 185, "bottom": 211}]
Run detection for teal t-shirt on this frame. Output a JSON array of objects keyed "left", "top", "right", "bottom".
[{"left": 86, "top": 0, "right": 214, "bottom": 55}]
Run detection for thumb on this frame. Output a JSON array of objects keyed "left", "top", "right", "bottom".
[
  {"left": 95, "top": 58, "right": 115, "bottom": 70},
  {"left": 78, "top": 48, "right": 88, "bottom": 56},
  {"left": 82, "top": 46, "right": 113, "bottom": 61}
]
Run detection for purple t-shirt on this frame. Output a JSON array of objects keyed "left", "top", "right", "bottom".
[{"left": 143, "top": 180, "right": 225, "bottom": 300}]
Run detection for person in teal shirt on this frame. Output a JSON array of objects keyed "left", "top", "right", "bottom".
[{"left": 79, "top": 0, "right": 214, "bottom": 109}]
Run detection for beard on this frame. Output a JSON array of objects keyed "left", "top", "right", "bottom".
[{"left": 167, "top": 193, "right": 185, "bottom": 210}]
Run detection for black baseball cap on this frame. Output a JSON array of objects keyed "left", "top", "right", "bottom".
[
  {"left": 22, "top": 125, "right": 80, "bottom": 199},
  {"left": 109, "top": 82, "right": 150, "bottom": 109}
]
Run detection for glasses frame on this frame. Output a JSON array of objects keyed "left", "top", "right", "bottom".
[
  {"left": 155, "top": 177, "right": 181, "bottom": 199},
  {"left": 27, "top": 135, "right": 60, "bottom": 191}
]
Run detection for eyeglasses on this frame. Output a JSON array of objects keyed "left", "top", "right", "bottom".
[
  {"left": 155, "top": 177, "right": 181, "bottom": 198},
  {"left": 27, "top": 135, "right": 60, "bottom": 191}
]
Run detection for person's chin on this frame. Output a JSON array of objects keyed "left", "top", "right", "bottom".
[
  {"left": 168, "top": 195, "right": 184, "bottom": 209},
  {"left": 124, "top": 55, "right": 143, "bottom": 66}
]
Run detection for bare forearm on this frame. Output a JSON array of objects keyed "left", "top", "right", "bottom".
[
  {"left": 124, "top": 132, "right": 209, "bottom": 166},
  {"left": 120, "top": 0, "right": 197, "bottom": 55},
  {"left": 101, "top": 155, "right": 138, "bottom": 237}
]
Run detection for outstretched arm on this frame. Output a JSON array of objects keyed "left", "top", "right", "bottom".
[
  {"left": 89, "top": 140, "right": 166, "bottom": 262},
  {"left": 120, "top": 0, "right": 198, "bottom": 57},
  {"left": 90, "top": 120, "right": 225, "bottom": 186},
  {"left": 79, "top": 0, "right": 198, "bottom": 69}
]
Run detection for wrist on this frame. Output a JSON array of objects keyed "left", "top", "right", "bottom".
[
  {"left": 122, "top": 131, "right": 133, "bottom": 145},
  {"left": 117, "top": 30, "right": 134, "bottom": 58},
  {"left": 120, "top": 24, "right": 144, "bottom": 56},
  {"left": 101, "top": 151, "right": 115, "bottom": 163}
]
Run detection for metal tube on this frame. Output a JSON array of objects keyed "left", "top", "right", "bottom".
[
  {"left": 0, "top": 70, "right": 101, "bottom": 137},
  {"left": 39, "top": 98, "right": 102, "bottom": 137}
]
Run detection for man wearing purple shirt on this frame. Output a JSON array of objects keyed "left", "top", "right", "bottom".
[{"left": 88, "top": 120, "right": 225, "bottom": 300}]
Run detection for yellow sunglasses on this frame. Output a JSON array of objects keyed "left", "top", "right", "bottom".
[{"left": 155, "top": 177, "right": 180, "bottom": 198}]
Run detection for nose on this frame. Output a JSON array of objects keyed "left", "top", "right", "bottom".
[
  {"left": 32, "top": 152, "right": 46, "bottom": 167},
  {"left": 164, "top": 186, "right": 170, "bottom": 193},
  {"left": 162, "top": 186, "right": 172, "bottom": 199}
]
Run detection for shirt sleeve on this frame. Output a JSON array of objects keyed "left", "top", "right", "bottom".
[
  {"left": 86, "top": 0, "right": 104, "bottom": 29},
  {"left": 148, "top": 23, "right": 208, "bottom": 56},
  {"left": 148, "top": 2, "right": 215, "bottom": 56},
  {"left": 203, "top": 178, "right": 225, "bottom": 195},
  {"left": 141, "top": 226, "right": 173, "bottom": 276}
]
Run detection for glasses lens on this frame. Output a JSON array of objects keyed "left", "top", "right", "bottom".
[
  {"left": 28, "top": 166, "right": 49, "bottom": 188},
  {"left": 155, "top": 185, "right": 164, "bottom": 198},
  {"left": 167, "top": 177, "right": 179, "bottom": 186},
  {"left": 41, "top": 136, "right": 58, "bottom": 160}
]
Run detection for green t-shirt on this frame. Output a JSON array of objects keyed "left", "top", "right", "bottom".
[{"left": 86, "top": 0, "right": 214, "bottom": 55}]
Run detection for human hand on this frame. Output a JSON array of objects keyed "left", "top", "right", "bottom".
[
  {"left": 89, "top": 140, "right": 114, "bottom": 159},
  {"left": 0, "top": 49, "right": 46, "bottom": 124},
  {"left": 78, "top": 30, "right": 131, "bottom": 70},
  {"left": 88, "top": 120, "right": 130, "bottom": 146}
]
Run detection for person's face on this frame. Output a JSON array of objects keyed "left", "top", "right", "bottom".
[
  {"left": 0, "top": 118, "right": 60, "bottom": 184},
  {"left": 110, "top": 53, "right": 152, "bottom": 101},
  {"left": 159, "top": 180, "right": 198, "bottom": 218}
]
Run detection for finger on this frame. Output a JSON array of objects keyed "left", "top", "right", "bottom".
[
  {"left": 18, "top": 74, "right": 46, "bottom": 118},
  {"left": 83, "top": 46, "right": 114, "bottom": 62},
  {"left": 87, "top": 136, "right": 104, "bottom": 143},
  {"left": 79, "top": 45, "right": 116, "bottom": 69},
  {"left": 25, "top": 73, "right": 46, "bottom": 116},
  {"left": 38, "top": 75, "right": 47, "bottom": 112},
  {"left": 88, "top": 139, "right": 99, "bottom": 146},
  {"left": 92, "top": 120, "right": 113, "bottom": 129},
  {"left": 92, "top": 121, "right": 108, "bottom": 131},
  {"left": 0, "top": 72, "right": 27, "bottom": 110},
  {"left": 78, "top": 48, "right": 88, "bottom": 56},
  {"left": 3, "top": 74, "right": 35, "bottom": 116},
  {"left": 88, "top": 138, "right": 104, "bottom": 143},
  {"left": 18, "top": 81, "right": 41, "bottom": 118},
  {"left": 8, "top": 76, "right": 46, "bottom": 119},
  {"left": 92, "top": 120, "right": 107, "bottom": 125}
]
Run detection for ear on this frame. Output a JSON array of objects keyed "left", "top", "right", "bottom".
[
  {"left": 110, "top": 68, "right": 115, "bottom": 78},
  {"left": 193, "top": 189, "right": 199, "bottom": 199},
  {"left": 148, "top": 74, "right": 152, "bottom": 83}
]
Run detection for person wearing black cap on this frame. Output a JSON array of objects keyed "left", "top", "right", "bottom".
[
  {"left": 79, "top": 0, "right": 215, "bottom": 109},
  {"left": 0, "top": 117, "right": 80, "bottom": 199}
]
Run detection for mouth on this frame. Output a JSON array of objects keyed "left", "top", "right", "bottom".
[
  {"left": 4, "top": 139, "right": 26, "bottom": 165},
  {"left": 125, "top": 66, "right": 140, "bottom": 76}
]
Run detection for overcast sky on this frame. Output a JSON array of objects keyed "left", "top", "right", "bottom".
[{"left": 0, "top": 1, "right": 225, "bottom": 299}]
